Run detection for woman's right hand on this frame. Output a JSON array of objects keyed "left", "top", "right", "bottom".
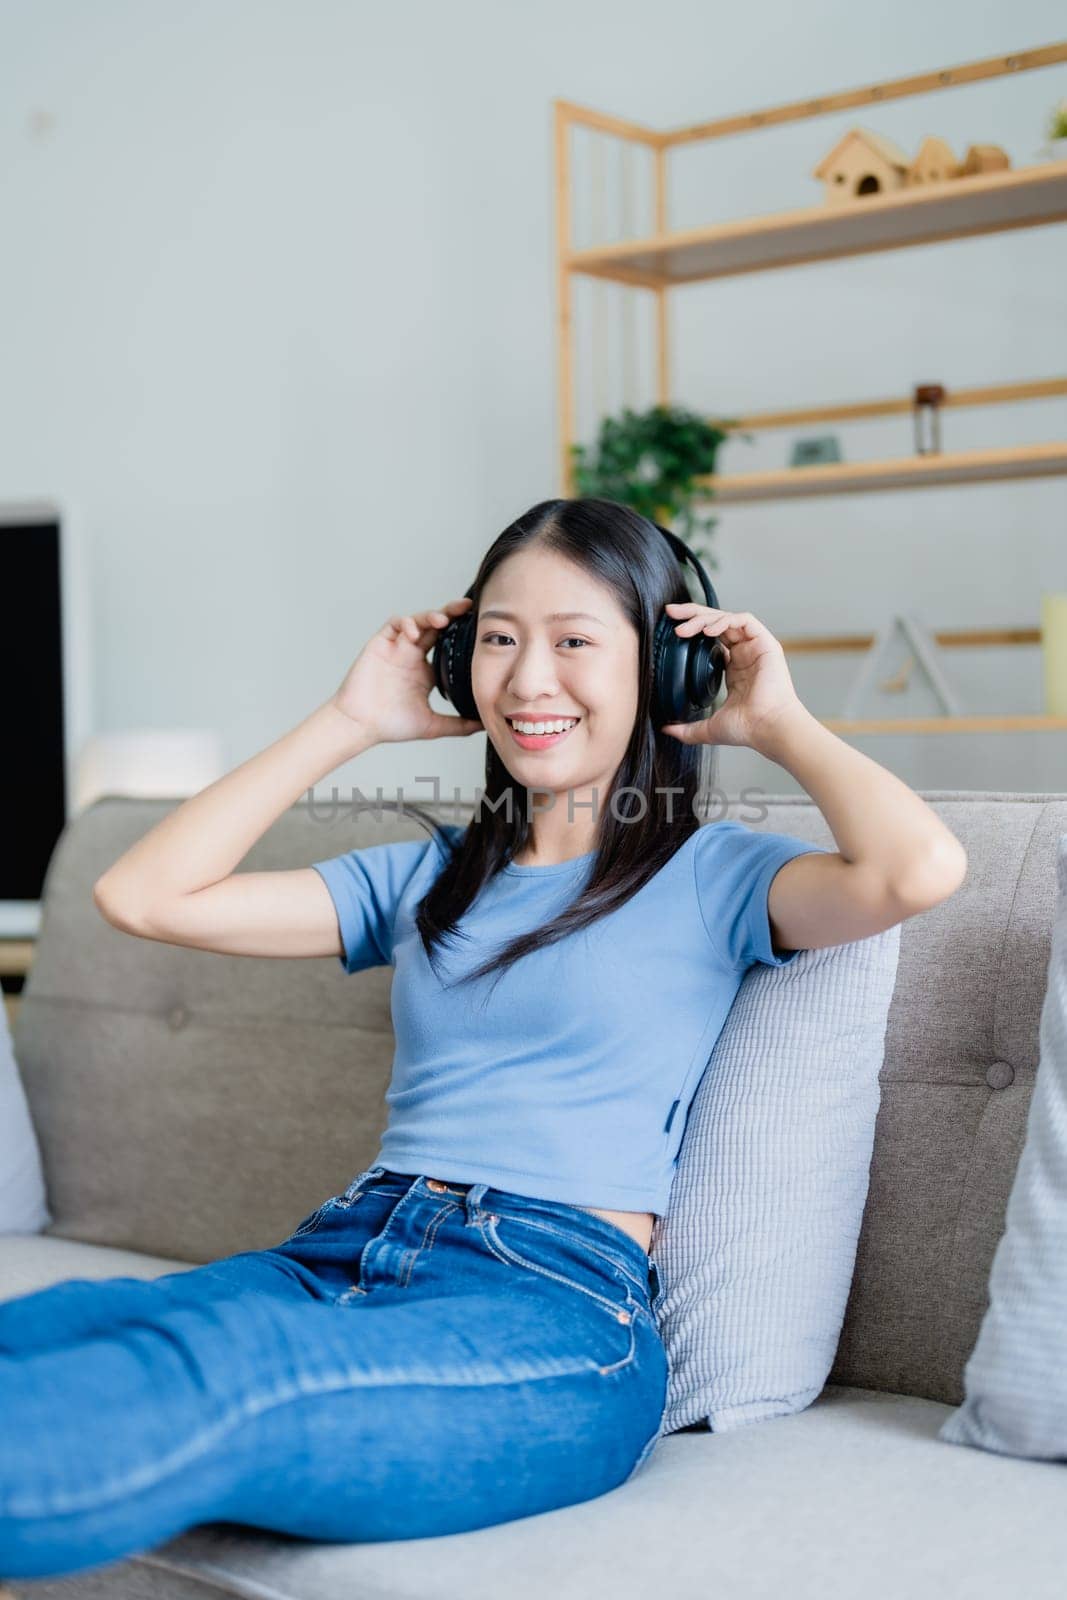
[{"left": 331, "top": 597, "right": 485, "bottom": 744}]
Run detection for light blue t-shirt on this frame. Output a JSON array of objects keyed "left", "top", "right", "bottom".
[{"left": 312, "top": 820, "right": 828, "bottom": 1215}]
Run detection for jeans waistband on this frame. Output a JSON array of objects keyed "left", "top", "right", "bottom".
[{"left": 353, "top": 1168, "right": 655, "bottom": 1300}]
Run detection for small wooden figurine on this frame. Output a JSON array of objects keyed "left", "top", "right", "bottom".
[
  {"left": 812, "top": 127, "right": 911, "bottom": 205},
  {"left": 905, "top": 136, "right": 959, "bottom": 186},
  {"left": 958, "top": 143, "right": 1011, "bottom": 176},
  {"left": 814, "top": 130, "right": 1013, "bottom": 204}
]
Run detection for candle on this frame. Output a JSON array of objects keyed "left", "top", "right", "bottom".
[{"left": 1040, "top": 594, "right": 1067, "bottom": 717}]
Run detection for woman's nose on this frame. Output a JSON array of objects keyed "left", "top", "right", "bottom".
[{"left": 507, "top": 650, "right": 560, "bottom": 700}]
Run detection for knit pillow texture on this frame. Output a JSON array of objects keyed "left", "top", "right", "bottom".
[
  {"left": 938, "top": 833, "right": 1067, "bottom": 1463},
  {"left": 652, "top": 923, "right": 901, "bottom": 1435}
]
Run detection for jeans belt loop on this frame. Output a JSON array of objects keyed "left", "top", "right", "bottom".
[
  {"left": 463, "top": 1182, "right": 490, "bottom": 1226},
  {"left": 345, "top": 1164, "right": 386, "bottom": 1203}
]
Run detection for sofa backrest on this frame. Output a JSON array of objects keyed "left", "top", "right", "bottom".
[{"left": 15, "top": 791, "right": 1066, "bottom": 1406}]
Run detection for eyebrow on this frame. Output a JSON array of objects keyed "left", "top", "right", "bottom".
[{"left": 479, "top": 609, "right": 606, "bottom": 626}]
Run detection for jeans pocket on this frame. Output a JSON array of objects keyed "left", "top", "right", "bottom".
[
  {"left": 289, "top": 1200, "right": 336, "bottom": 1240},
  {"left": 285, "top": 1167, "right": 390, "bottom": 1245},
  {"left": 477, "top": 1211, "right": 639, "bottom": 1334}
]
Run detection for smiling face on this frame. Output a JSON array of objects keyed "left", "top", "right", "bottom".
[{"left": 471, "top": 544, "right": 641, "bottom": 828}]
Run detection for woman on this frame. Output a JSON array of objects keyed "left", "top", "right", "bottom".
[{"left": 1, "top": 498, "right": 967, "bottom": 1578}]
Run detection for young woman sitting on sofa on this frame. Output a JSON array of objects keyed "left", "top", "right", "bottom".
[{"left": 2, "top": 496, "right": 967, "bottom": 1581}]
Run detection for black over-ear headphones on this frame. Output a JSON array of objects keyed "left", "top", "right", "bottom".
[{"left": 431, "top": 520, "right": 727, "bottom": 727}]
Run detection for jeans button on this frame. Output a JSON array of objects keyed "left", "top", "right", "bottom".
[{"left": 616, "top": 1309, "right": 632, "bottom": 1324}]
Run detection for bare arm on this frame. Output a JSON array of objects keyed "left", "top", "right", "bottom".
[
  {"left": 757, "top": 703, "right": 966, "bottom": 895},
  {"left": 91, "top": 594, "right": 482, "bottom": 958},
  {"left": 758, "top": 704, "right": 967, "bottom": 953},
  {"left": 92, "top": 701, "right": 375, "bottom": 956}
]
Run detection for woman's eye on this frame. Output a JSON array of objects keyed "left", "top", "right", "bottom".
[{"left": 480, "top": 634, "right": 588, "bottom": 649}]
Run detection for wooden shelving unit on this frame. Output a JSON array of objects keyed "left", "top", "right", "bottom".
[
  {"left": 711, "top": 440, "right": 1067, "bottom": 503},
  {"left": 567, "top": 158, "right": 1067, "bottom": 287},
  {"left": 708, "top": 378, "right": 1067, "bottom": 501},
  {"left": 778, "top": 624, "right": 1041, "bottom": 653},
  {"left": 819, "top": 715, "right": 1067, "bottom": 734},
  {"left": 553, "top": 42, "right": 1067, "bottom": 735}
]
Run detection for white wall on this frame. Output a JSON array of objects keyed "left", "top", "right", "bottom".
[{"left": 2, "top": 0, "right": 1065, "bottom": 820}]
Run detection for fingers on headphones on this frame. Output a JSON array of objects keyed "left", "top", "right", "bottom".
[
  {"left": 432, "top": 598, "right": 474, "bottom": 629},
  {"left": 385, "top": 615, "right": 422, "bottom": 644},
  {"left": 385, "top": 600, "right": 471, "bottom": 641}
]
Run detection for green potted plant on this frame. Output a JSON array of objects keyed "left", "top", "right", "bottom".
[
  {"left": 568, "top": 403, "right": 744, "bottom": 571},
  {"left": 1042, "top": 99, "right": 1067, "bottom": 160}
]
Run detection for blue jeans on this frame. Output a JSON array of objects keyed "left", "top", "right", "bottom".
[{"left": 0, "top": 1166, "right": 669, "bottom": 1579}]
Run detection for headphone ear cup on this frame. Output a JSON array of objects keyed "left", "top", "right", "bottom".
[
  {"left": 652, "top": 615, "right": 726, "bottom": 726},
  {"left": 431, "top": 598, "right": 480, "bottom": 722},
  {"left": 691, "top": 630, "right": 727, "bottom": 713}
]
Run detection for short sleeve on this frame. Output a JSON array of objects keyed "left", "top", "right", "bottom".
[
  {"left": 312, "top": 831, "right": 455, "bottom": 974},
  {"left": 693, "top": 820, "right": 831, "bottom": 970}
]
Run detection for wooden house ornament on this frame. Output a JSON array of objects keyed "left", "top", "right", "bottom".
[
  {"left": 959, "top": 143, "right": 1011, "bottom": 176},
  {"left": 905, "top": 136, "right": 959, "bottom": 186},
  {"left": 812, "top": 127, "right": 911, "bottom": 205}
]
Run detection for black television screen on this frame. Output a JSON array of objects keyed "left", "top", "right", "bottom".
[{"left": 1, "top": 513, "right": 68, "bottom": 906}]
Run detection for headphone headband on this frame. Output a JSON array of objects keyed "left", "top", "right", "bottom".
[{"left": 648, "top": 521, "right": 719, "bottom": 611}]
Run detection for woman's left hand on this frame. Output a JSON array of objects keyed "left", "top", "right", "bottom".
[{"left": 659, "top": 603, "right": 805, "bottom": 751}]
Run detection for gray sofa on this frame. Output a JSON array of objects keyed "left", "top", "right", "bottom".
[{"left": 6, "top": 790, "right": 1067, "bottom": 1600}]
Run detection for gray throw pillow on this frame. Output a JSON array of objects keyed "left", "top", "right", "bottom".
[
  {"left": 938, "top": 833, "right": 1067, "bottom": 1463},
  {"left": 0, "top": 1002, "right": 50, "bottom": 1234},
  {"left": 651, "top": 923, "right": 901, "bottom": 1435}
]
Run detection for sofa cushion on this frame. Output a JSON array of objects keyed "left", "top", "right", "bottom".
[
  {"left": 653, "top": 921, "right": 900, "bottom": 1434},
  {"left": 12, "top": 1386, "right": 1067, "bottom": 1600},
  {"left": 938, "top": 832, "right": 1067, "bottom": 1462},
  {"left": 0, "top": 1233, "right": 195, "bottom": 1304}
]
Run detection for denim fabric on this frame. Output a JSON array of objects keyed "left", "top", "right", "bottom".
[{"left": 0, "top": 1168, "right": 669, "bottom": 1579}]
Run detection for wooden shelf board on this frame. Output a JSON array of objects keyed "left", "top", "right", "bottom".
[
  {"left": 700, "top": 441, "right": 1067, "bottom": 503},
  {"left": 818, "top": 715, "right": 1067, "bottom": 734},
  {"left": 567, "top": 161, "right": 1067, "bottom": 286},
  {"left": 781, "top": 626, "right": 1041, "bottom": 654},
  {"left": 729, "top": 377, "right": 1067, "bottom": 433}
]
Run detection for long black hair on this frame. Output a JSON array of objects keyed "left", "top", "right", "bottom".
[{"left": 405, "top": 497, "right": 718, "bottom": 999}]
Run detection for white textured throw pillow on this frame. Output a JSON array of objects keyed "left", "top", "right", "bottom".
[
  {"left": 938, "top": 834, "right": 1067, "bottom": 1463},
  {"left": 0, "top": 1001, "right": 50, "bottom": 1235},
  {"left": 652, "top": 924, "right": 901, "bottom": 1435}
]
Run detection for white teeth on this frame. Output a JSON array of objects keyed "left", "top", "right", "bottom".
[{"left": 510, "top": 718, "right": 578, "bottom": 735}]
